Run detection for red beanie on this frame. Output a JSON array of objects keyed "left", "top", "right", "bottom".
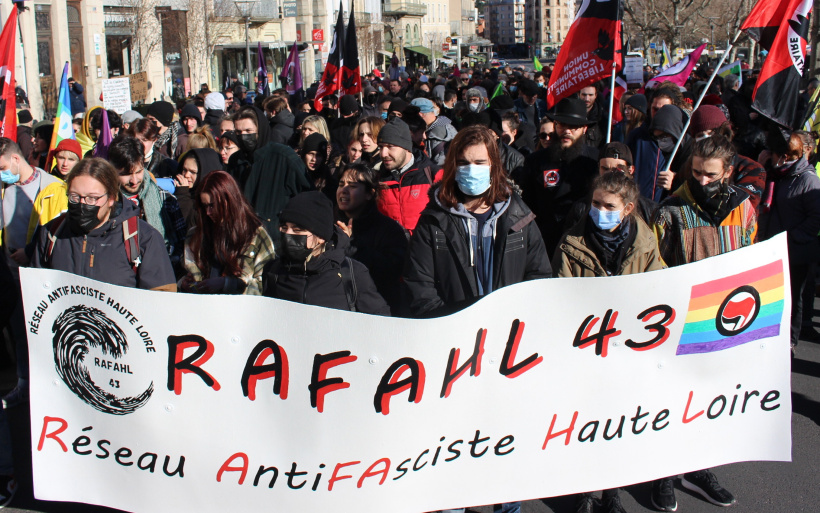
[
  {"left": 689, "top": 105, "right": 727, "bottom": 136},
  {"left": 54, "top": 138, "right": 82, "bottom": 159}
]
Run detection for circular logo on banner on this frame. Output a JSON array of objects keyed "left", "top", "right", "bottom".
[
  {"left": 716, "top": 286, "right": 761, "bottom": 337},
  {"left": 52, "top": 305, "right": 153, "bottom": 415},
  {"left": 543, "top": 169, "right": 560, "bottom": 188}
]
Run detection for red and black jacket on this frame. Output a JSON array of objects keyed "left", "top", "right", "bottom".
[{"left": 377, "top": 155, "right": 442, "bottom": 234}]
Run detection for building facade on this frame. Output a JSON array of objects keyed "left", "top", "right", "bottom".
[
  {"left": 525, "top": 0, "right": 573, "bottom": 59},
  {"left": 483, "top": 0, "right": 525, "bottom": 50}
]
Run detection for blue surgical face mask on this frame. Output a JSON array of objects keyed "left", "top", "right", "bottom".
[
  {"left": 0, "top": 161, "right": 19, "bottom": 185},
  {"left": 455, "top": 164, "right": 491, "bottom": 196},
  {"left": 378, "top": 86, "right": 384, "bottom": 93},
  {"left": 589, "top": 205, "right": 623, "bottom": 231},
  {"left": 510, "top": 86, "right": 518, "bottom": 92},
  {"left": 381, "top": 112, "right": 388, "bottom": 120},
  {"left": 537, "top": 82, "right": 544, "bottom": 88}
]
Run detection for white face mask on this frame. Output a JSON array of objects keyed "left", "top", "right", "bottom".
[{"left": 144, "top": 146, "right": 154, "bottom": 161}]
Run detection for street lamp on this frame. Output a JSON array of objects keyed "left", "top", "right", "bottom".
[
  {"left": 397, "top": 33, "right": 404, "bottom": 69},
  {"left": 234, "top": 0, "right": 258, "bottom": 88},
  {"left": 430, "top": 36, "right": 435, "bottom": 71}
]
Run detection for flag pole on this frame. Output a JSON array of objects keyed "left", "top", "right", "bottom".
[
  {"left": 606, "top": 61, "right": 616, "bottom": 144},
  {"left": 661, "top": 32, "right": 742, "bottom": 174}
]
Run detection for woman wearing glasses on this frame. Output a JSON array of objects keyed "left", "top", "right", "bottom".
[{"left": 32, "top": 158, "right": 177, "bottom": 291}]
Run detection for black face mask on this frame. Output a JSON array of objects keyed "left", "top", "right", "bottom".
[
  {"left": 280, "top": 233, "right": 314, "bottom": 262},
  {"left": 68, "top": 202, "right": 102, "bottom": 234},
  {"left": 688, "top": 175, "right": 730, "bottom": 216},
  {"left": 366, "top": 94, "right": 378, "bottom": 106},
  {"left": 239, "top": 133, "right": 258, "bottom": 153}
]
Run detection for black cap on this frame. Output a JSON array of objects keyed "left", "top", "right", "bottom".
[
  {"left": 17, "top": 110, "right": 32, "bottom": 124},
  {"left": 302, "top": 132, "right": 328, "bottom": 154},
  {"left": 147, "top": 101, "right": 175, "bottom": 127},
  {"left": 625, "top": 94, "right": 647, "bottom": 116},
  {"left": 339, "top": 95, "right": 360, "bottom": 116},
  {"left": 279, "top": 191, "right": 335, "bottom": 241},
  {"left": 601, "top": 142, "right": 633, "bottom": 166}
]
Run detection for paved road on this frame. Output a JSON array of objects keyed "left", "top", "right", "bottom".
[{"left": 3, "top": 306, "right": 820, "bottom": 513}]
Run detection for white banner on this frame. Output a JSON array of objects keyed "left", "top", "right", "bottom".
[
  {"left": 624, "top": 56, "right": 644, "bottom": 84},
  {"left": 21, "top": 235, "right": 792, "bottom": 513},
  {"left": 101, "top": 77, "right": 132, "bottom": 115}
]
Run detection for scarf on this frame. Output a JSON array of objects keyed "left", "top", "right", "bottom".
[
  {"left": 134, "top": 177, "right": 172, "bottom": 243},
  {"left": 586, "top": 216, "right": 635, "bottom": 276},
  {"left": 155, "top": 122, "right": 180, "bottom": 158}
]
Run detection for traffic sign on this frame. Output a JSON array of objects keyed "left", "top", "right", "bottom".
[
  {"left": 442, "top": 43, "right": 450, "bottom": 51},
  {"left": 649, "top": 43, "right": 656, "bottom": 49},
  {"left": 445, "top": 36, "right": 452, "bottom": 43},
  {"left": 707, "top": 45, "right": 716, "bottom": 58}
]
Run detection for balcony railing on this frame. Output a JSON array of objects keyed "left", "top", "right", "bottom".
[{"left": 383, "top": 2, "right": 427, "bottom": 17}]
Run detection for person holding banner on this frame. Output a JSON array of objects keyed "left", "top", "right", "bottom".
[
  {"left": 178, "top": 171, "right": 274, "bottom": 296},
  {"left": 31, "top": 157, "right": 177, "bottom": 291},
  {"left": 263, "top": 191, "right": 390, "bottom": 314},
  {"left": 403, "top": 125, "right": 551, "bottom": 319}
]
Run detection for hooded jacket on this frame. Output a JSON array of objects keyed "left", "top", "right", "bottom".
[
  {"left": 263, "top": 226, "right": 390, "bottom": 315},
  {"left": 204, "top": 109, "right": 225, "bottom": 136},
  {"left": 242, "top": 142, "right": 314, "bottom": 245},
  {"left": 758, "top": 157, "right": 820, "bottom": 265},
  {"left": 553, "top": 216, "right": 664, "bottom": 278},
  {"left": 269, "top": 109, "right": 295, "bottom": 146},
  {"left": 227, "top": 105, "right": 275, "bottom": 190},
  {"left": 629, "top": 108, "right": 693, "bottom": 202},
  {"left": 425, "top": 116, "right": 457, "bottom": 166},
  {"left": 403, "top": 185, "right": 551, "bottom": 318},
  {"left": 32, "top": 199, "right": 176, "bottom": 290},
  {"left": 176, "top": 148, "right": 223, "bottom": 226}
]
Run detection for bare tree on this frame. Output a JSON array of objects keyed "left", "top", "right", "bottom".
[
  {"left": 182, "top": 0, "right": 241, "bottom": 90},
  {"left": 114, "top": 0, "right": 163, "bottom": 73}
]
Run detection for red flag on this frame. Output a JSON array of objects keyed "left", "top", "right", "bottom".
[
  {"left": 314, "top": 2, "right": 345, "bottom": 111},
  {"left": 0, "top": 5, "right": 18, "bottom": 141},
  {"left": 746, "top": 0, "right": 812, "bottom": 128},
  {"left": 546, "top": 0, "right": 623, "bottom": 108},
  {"left": 611, "top": 76, "right": 627, "bottom": 123},
  {"left": 341, "top": 7, "right": 361, "bottom": 96},
  {"left": 741, "top": 0, "right": 802, "bottom": 51}
]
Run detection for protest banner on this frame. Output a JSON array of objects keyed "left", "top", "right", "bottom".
[
  {"left": 21, "top": 235, "right": 792, "bottom": 513},
  {"left": 126, "top": 71, "right": 149, "bottom": 103},
  {"left": 624, "top": 56, "right": 644, "bottom": 84},
  {"left": 101, "top": 77, "right": 131, "bottom": 114}
]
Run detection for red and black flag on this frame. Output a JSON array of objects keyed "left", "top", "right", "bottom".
[
  {"left": 0, "top": 4, "right": 18, "bottom": 141},
  {"left": 314, "top": 1, "right": 345, "bottom": 111},
  {"left": 341, "top": 6, "right": 361, "bottom": 96},
  {"left": 741, "top": 0, "right": 799, "bottom": 51},
  {"left": 546, "top": 0, "right": 623, "bottom": 108},
  {"left": 742, "top": 0, "right": 812, "bottom": 128}
]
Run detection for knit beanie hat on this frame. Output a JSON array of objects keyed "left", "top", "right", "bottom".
[
  {"left": 339, "top": 95, "right": 360, "bottom": 116},
  {"left": 17, "top": 110, "right": 32, "bottom": 124},
  {"left": 377, "top": 117, "right": 413, "bottom": 152},
  {"left": 279, "top": 191, "right": 335, "bottom": 241},
  {"left": 625, "top": 94, "right": 647, "bottom": 115},
  {"left": 54, "top": 138, "right": 82, "bottom": 160},
  {"left": 204, "top": 92, "right": 226, "bottom": 111},
  {"left": 302, "top": 132, "right": 328, "bottom": 154},
  {"left": 689, "top": 105, "right": 727, "bottom": 135},
  {"left": 180, "top": 103, "right": 202, "bottom": 123},
  {"left": 121, "top": 110, "right": 143, "bottom": 125},
  {"left": 147, "top": 101, "right": 176, "bottom": 127}
]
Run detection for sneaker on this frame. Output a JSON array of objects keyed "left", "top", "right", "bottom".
[
  {"left": 0, "top": 475, "right": 17, "bottom": 508},
  {"left": 681, "top": 469, "right": 736, "bottom": 507},
  {"left": 603, "top": 492, "right": 627, "bottom": 513},
  {"left": 1, "top": 385, "right": 28, "bottom": 409},
  {"left": 651, "top": 478, "right": 677, "bottom": 512},
  {"left": 575, "top": 493, "right": 597, "bottom": 513}
]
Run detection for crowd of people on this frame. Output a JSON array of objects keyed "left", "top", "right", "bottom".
[{"left": 1, "top": 58, "right": 819, "bottom": 512}]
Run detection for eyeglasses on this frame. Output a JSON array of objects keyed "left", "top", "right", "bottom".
[
  {"left": 68, "top": 192, "right": 108, "bottom": 206},
  {"left": 539, "top": 132, "right": 555, "bottom": 140}
]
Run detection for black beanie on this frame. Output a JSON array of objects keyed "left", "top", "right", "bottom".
[
  {"left": 490, "top": 94, "right": 514, "bottom": 110},
  {"left": 625, "top": 94, "right": 647, "bottom": 116},
  {"left": 302, "top": 132, "right": 328, "bottom": 154},
  {"left": 17, "top": 110, "right": 32, "bottom": 124},
  {"left": 279, "top": 191, "right": 335, "bottom": 241},
  {"left": 148, "top": 101, "right": 175, "bottom": 127},
  {"left": 180, "top": 103, "right": 202, "bottom": 123},
  {"left": 339, "top": 95, "right": 359, "bottom": 116},
  {"left": 377, "top": 117, "right": 413, "bottom": 152}
]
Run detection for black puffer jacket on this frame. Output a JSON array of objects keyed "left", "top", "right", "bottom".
[
  {"left": 403, "top": 185, "right": 551, "bottom": 318},
  {"left": 262, "top": 227, "right": 391, "bottom": 315}
]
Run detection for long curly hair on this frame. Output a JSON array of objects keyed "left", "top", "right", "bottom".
[{"left": 188, "top": 171, "right": 261, "bottom": 278}]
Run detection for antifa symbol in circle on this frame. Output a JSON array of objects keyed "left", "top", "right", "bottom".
[
  {"left": 52, "top": 305, "right": 153, "bottom": 415},
  {"left": 715, "top": 285, "right": 761, "bottom": 337}
]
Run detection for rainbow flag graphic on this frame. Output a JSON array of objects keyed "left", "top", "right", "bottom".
[{"left": 677, "top": 261, "right": 785, "bottom": 355}]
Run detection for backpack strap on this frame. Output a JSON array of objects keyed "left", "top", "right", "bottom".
[
  {"left": 122, "top": 216, "right": 141, "bottom": 273},
  {"left": 423, "top": 166, "right": 433, "bottom": 184},
  {"left": 44, "top": 214, "right": 68, "bottom": 266},
  {"left": 339, "top": 257, "right": 358, "bottom": 312}
]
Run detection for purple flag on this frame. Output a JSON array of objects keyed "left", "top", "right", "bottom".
[
  {"left": 93, "top": 109, "right": 112, "bottom": 160},
  {"left": 281, "top": 41, "right": 304, "bottom": 101},
  {"left": 257, "top": 42, "right": 269, "bottom": 97}
]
